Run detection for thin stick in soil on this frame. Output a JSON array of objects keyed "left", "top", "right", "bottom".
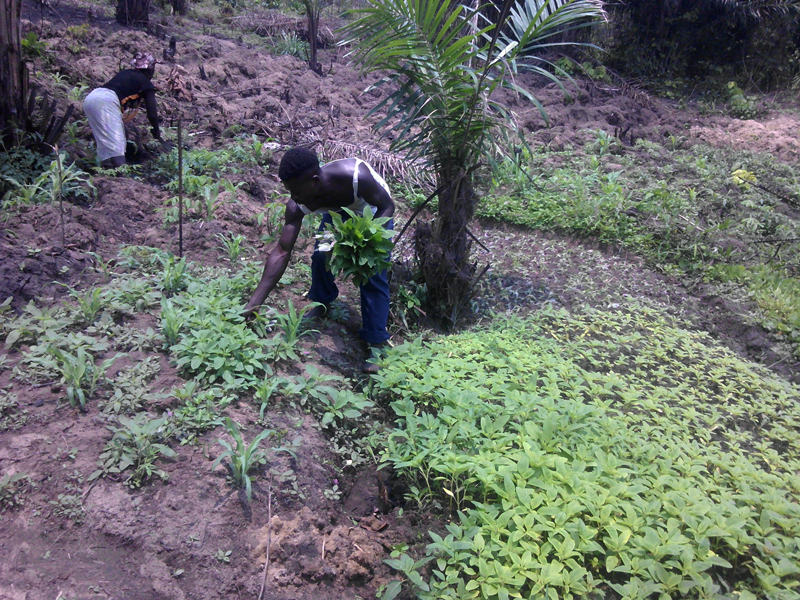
[{"left": 257, "top": 483, "right": 272, "bottom": 600}]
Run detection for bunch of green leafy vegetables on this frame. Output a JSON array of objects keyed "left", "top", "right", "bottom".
[{"left": 317, "top": 207, "right": 395, "bottom": 287}]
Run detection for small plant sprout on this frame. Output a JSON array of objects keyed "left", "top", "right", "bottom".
[
  {"left": 220, "top": 178, "right": 244, "bottom": 198},
  {"left": 323, "top": 481, "right": 341, "bottom": 501},
  {"left": 160, "top": 298, "right": 184, "bottom": 347},
  {"left": 0, "top": 472, "right": 32, "bottom": 511},
  {"left": 216, "top": 232, "right": 247, "bottom": 264},
  {"left": 159, "top": 253, "right": 189, "bottom": 294},
  {"left": 67, "top": 83, "right": 89, "bottom": 103},
  {"left": 265, "top": 300, "right": 321, "bottom": 362},
  {"left": 90, "top": 413, "right": 175, "bottom": 488},
  {"left": 276, "top": 300, "right": 319, "bottom": 345},
  {"left": 200, "top": 182, "right": 223, "bottom": 220},
  {"left": 67, "top": 286, "right": 105, "bottom": 324},
  {"left": 49, "top": 347, "right": 124, "bottom": 411},
  {"left": 215, "top": 549, "right": 232, "bottom": 563},
  {"left": 254, "top": 371, "right": 285, "bottom": 419},
  {"left": 319, "top": 388, "right": 374, "bottom": 429},
  {"left": 213, "top": 417, "right": 274, "bottom": 501}
]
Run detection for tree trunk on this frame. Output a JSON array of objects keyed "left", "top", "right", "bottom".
[
  {"left": 172, "top": 0, "right": 189, "bottom": 16},
  {"left": 0, "top": 0, "right": 27, "bottom": 139},
  {"left": 116, "top": 0, "right": 151, "bottom": 26},
  {"left": 414, "top": 171, "right": 478, "bottom": 326}
]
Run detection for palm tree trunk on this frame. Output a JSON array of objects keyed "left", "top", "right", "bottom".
[
  {"left": 415, "top": 171, "right": 478, "bottom": 325},
  {"left": 116, "top": 0, "right": 151, "bottom": 26},
  {"left": 172, "top": 0, "right": 189, "bottom": 16}
]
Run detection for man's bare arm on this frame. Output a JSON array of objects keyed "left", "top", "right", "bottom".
[
  {"left": 243, "top": 201, "right": 304, "bottom": 317},
  {"left": 143, "top": 90, "right": 160, "bottom": 139},
  {"left": 357, "top": 163, "right": 395, "bottom": 219}
]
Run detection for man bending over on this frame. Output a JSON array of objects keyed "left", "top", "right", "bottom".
[{"left": 243, "top": 147, "right": 394, "bottom": 372}]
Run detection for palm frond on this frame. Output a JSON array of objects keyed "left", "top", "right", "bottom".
[
  {"left": 321, "top": 139, "right": 433, "bottom": 187},
  {"left": 501, "top": 0, "right": 607, "bottom": 54},
  {"left": 709, "top": 0, "right": 800, "bottom": 19},
  {"left": 339, "top": 0, "right": 605, "bottom": 171}
]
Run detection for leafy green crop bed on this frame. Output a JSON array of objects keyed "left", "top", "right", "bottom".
[
  {"left": 477, "top": 138, "right": 800, "bottom": 357},
  {"left": 373, "top": 307, "right": 800, "bottom": 600}
]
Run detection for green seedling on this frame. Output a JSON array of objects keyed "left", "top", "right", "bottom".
[
  {"left": 67, "top": 286, "right": 105, "bottom": 324},
  {"left": 254, "top": 374, "right": 286, "bottom": 419},
  {"left": 160, "top": 298, "right": 184, "bottom": 347},
  {"left": 0, "top": 296, "right": 12, "bottom": 317},
  {"left": 318, "top": 389, "right": 374, "bottom": 429},
  {"left": 172, "top": 319, "right": 272, "bottom": 387},
  {"left": 200, "top": 182, "right": 223, "bottom": 220},
  {"left": 276, "top": 299, "right": 318, "bottom": 344},
  {"left": 213, "top": 417, "right": 273, "bottom": 501},
  {"left": 21, "top": 32, "right": 45, "bottom": 57},
  {"left": 323, "top": 484, "right": 341, "bottom": 501},
  {"left": 159, "top": 253, "right": 189, "bottom": 294},
  {"left": 591, "top": 129, "right": 619, "bottom": 158},
  {"left": 216, "top": 232, "right": 247, "bottom": 264},
  {"left": 168, "top": 383, "right": 227, "bottom": 446},
  {"left": 1, "top": 176, "right": 45, "bottom": 209},
  {"left": 49, "top": 347, "right": 123, "bottom": 411},
  {"left": 256, "top": 201, "right": 285, "bottom": 244},
  {"left": 271, "top": 31, "right": 309, "bottom": 58},
  {"left": 220, "top": 178, "right": 244, "bottom": 198},
  {"left": 67, "top": 84, "right": 89, "bottom": 103},
  {"left": 91, "top": 413, "right": 176, "bottom": 488},
  {"left": 215, "top": 549, "right": 232, "bottom": 563},
  {"left": 0, "top": 472, "right": 32, "bottom": 511},
  {"left": 278, "top": 364, "right": 343, "bottom": 409}
]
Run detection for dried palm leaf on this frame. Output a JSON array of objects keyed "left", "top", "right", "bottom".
[
  {"left": 603, "top": 68, "right": 662, "bottom": 109},
  {"left": 322, "top": 139, "right": 434, "bottom": 188}
]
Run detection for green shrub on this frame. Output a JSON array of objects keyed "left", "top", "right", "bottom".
[
  {"left": 726, "top": 81, "right": 758, "bottom": 120},
  {"left": 21, "top": 32, "right": 46, "bottom": 58},
  {"left": 271, "top": 31, "right": 309, "bottom": 59}
]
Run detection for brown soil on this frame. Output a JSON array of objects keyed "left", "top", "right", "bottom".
[{"left": 2, "top": 2, "right": 800, "bottom": 600}]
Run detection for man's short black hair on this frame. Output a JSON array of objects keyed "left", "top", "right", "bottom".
[{"left": 279, "top": 147, "right": 319, "bottom": 181}]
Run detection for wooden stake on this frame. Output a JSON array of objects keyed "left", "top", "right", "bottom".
[
  {"left": 257, "top": 484, "right": 272, "bottom": 600},
  {"left": 177, "top": 117, "right": 183, "bottom": 258},
  {"left": 54, "top": 145, "right": 65, "bottom": 247}
]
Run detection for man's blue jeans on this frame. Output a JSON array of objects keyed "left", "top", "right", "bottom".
[{"left": 308, "top": 212, "right": 392, "bottom": 345}]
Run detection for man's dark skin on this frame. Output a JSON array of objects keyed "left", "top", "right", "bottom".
[{"left": 243, "top": 159, "right": 395, "bottom": 318}]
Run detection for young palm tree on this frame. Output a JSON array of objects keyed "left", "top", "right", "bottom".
[
  {"left": 301, "top": 0, "right": 327, "bottom": 75},
  {"left": 340, "top": 0, "right": 605, "bottom": 324}
]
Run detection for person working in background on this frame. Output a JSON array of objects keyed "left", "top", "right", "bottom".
[
  {"left": 243, "top": 147, "right": 394, "bottom": 373},
  {"left": 83, "top": 51, "right": 164, "bottom": 168}
]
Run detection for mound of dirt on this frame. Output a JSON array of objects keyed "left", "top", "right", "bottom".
[{"left": 690, "top": 114, "right": 800, "bottom": 162}]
